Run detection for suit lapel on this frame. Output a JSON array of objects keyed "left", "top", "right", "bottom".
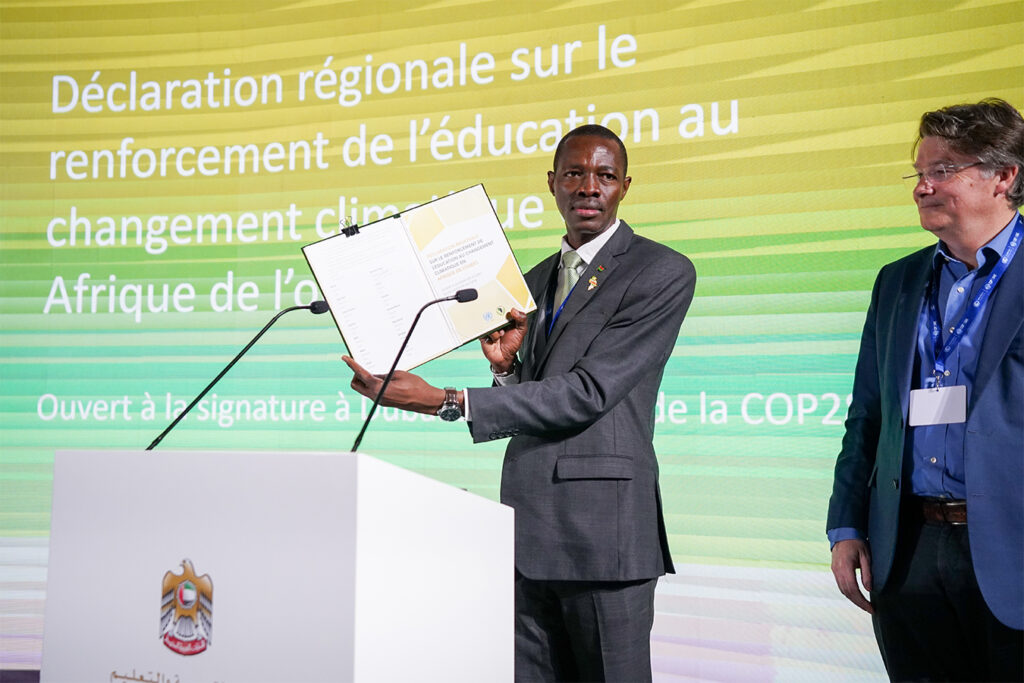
[
  {"left": 532, "top": 223, "right": 634, "bottom": 373},
  {"left": 971, "top": 242, "right": 1024, "bottom": 408},
  {"left": 892, "top": 250, "right": 933, "bottom": 419},
  {"left": 521, "top": 253, "right": 559, "bottom": 380}
]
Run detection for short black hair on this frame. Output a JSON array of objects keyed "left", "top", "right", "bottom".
[
  {"left": 915, "top": 98, "right": 1024, "bottom": 209},
  {"left": 552, "top": 124, "right": 628, "bottom": 176}
]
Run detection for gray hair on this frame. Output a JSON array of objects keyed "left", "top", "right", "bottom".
[{"left": 915, "top": 98, "right": 1024, "bottom": 209}]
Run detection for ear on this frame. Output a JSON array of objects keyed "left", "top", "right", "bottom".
[
  {"left": 993, "top": 164, "right": 1019, "bottom": 198},
  {"left": 620, "top": 175, "right": 632, "bottom": 200},
  {"left": 547, "top": 170, "right": 555, "bottom": 196}
]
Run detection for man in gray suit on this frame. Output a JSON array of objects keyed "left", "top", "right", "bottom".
[
  {"left": 344, "top": 124, "right": 696, "bottom": 681},
  {"left": 827, "top": 99, "right": 1023, "bottom": 680}
]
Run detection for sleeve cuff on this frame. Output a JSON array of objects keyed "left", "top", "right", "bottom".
[
  {"left": 491, "top": 359, "right": 521, "bottom": 386},
  {"left": 827, "top": 527, "right": 863, "bottom": 549}
]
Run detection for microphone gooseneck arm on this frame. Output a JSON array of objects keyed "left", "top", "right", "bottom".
[
  {"left": 350, "top": 289, "right": 477, "bottom": 452},
  {"left": 146, "top": 301, "right": 330, "bottom": 450}
]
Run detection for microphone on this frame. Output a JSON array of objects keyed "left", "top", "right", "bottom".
[
  {"left": 146, "top": 301, "right": 331, "bottom": 450},
  {"left": 350, "top": 288, "right": 478, "bottom": 452}
]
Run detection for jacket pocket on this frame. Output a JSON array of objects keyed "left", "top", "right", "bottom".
[
  {"left": 556, "top": 455, "right": 634, "bottom": 480},
  {"left": 867, "top": 463, "right": 878, "bottom": 489}
]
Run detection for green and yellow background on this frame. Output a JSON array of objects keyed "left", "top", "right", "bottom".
[{"left": 2, "top": 0, "right": 1022, "bottom": 677}]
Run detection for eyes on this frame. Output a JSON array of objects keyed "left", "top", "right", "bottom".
[
  {"left": 562, "top": 169, "right": 618, "bottom": 181},
  {"left": 903, "top": 161, "right": 982, "bottom": 185}
]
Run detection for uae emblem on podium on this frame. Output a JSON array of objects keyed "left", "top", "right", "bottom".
[{"left": 160, "top": 559, "right": 213, "bottom": 655}]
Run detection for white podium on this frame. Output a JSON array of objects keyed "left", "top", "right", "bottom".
[{"left": 42, "top": 450, "right": 514, "bottom": 682}]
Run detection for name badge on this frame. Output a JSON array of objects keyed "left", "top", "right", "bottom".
[{"left": 908, "top": 385, "right": 967, "bottom": 426}]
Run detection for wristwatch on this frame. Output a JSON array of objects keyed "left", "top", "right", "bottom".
[{"left": 436, "top": 387, "right": 462, "bottom": 422}]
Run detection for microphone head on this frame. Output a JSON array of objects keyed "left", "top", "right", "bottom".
[
  {"left": 454, "top": 288, "right": 478, "bottom": 303},
  {"left": 309, "top": 300, "right": 331, "bottom": 314}
]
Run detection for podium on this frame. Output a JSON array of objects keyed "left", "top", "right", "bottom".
[{"left": 42, "top": 450, "right": 514, "bottom": 682}]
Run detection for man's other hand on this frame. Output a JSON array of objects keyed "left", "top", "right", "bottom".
[
  {"left": 831, "top": 538, "right": 874, "bottom": 614},
  {"left": 481, "top": 309, "right": 528, "bottom": 373}
]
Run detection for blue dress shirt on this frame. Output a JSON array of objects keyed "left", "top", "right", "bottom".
[{"left": 904, "top": 216, "right": 1019, "bottom": 498}]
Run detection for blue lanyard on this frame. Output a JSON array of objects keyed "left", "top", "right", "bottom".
[
  {"left": 926, "top": 214, "right": 1022, "bottom": 385},
  {"left": 546, "top": 279, "right": 579, "bottom": 336}
]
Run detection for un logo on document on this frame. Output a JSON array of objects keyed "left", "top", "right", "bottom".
[{"left": 160, "top": 558, "right": 213, "bottom": 656}]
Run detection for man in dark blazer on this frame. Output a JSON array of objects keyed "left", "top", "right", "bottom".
[
  {"left": 345, "top": 125, "right": 695, "bottom": 681},
  {"left": 827, "top": 98, "right": 1023, "bottom": 681}
]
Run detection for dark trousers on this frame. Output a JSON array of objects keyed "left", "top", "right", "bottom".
[
  {"left": 871, "top": 514, "right": 1024, "bottom": 682},
  {"left": 513, "top": 572, "right": 658, "bottom": 682}
]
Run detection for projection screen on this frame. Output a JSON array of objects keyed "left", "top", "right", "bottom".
[{"left": 2, "top": 0, "right": 1022, "bottom": 677}]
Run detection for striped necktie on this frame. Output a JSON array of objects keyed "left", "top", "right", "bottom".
[{"left": 555, "top": 250, "right": 584, "bottom": 304}]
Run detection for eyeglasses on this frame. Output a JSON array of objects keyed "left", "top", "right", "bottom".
[{"left": 903, "top": 162, "right": 982, "bottom": 185}]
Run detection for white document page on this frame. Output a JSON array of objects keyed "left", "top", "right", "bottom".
[
  {"left": 303, "top": 216, "right": 457, "bottom": 374},
  {"left": 304, "top": 185, "right": 536, "bottom": 374}
]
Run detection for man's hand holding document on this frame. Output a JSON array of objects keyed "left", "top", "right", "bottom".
[{"left": 303, "top": 184, "right": 536, "bottom": 373}]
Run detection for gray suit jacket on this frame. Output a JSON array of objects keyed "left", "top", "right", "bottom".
[
  {"left": 827, "top": 238, "right": 1024, "bottom": 629},
  {"left": 468, "top": 222, "right": 696, "bottom": 581}
]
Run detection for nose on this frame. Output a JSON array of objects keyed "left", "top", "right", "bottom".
[
  {"left": 578, "top": 172, "right": 599, "bottom": 195},
  {"left": 914, "top": 175, "right": 934, "bottom": 198}
]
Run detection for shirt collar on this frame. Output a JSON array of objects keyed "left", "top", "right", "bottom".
[
  {"left": 933, "top": 211, "right": 1020, "bottom": 271},
  {"left": 559, "top": 219, "right": 621, "bottom": 266}
]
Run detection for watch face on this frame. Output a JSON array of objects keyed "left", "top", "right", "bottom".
[
  {"left": 438, "top": 404, "right": 461, "bottom": 422},
  {"left": 437, "top": 388, "right": 460, "bottom": 422}
]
